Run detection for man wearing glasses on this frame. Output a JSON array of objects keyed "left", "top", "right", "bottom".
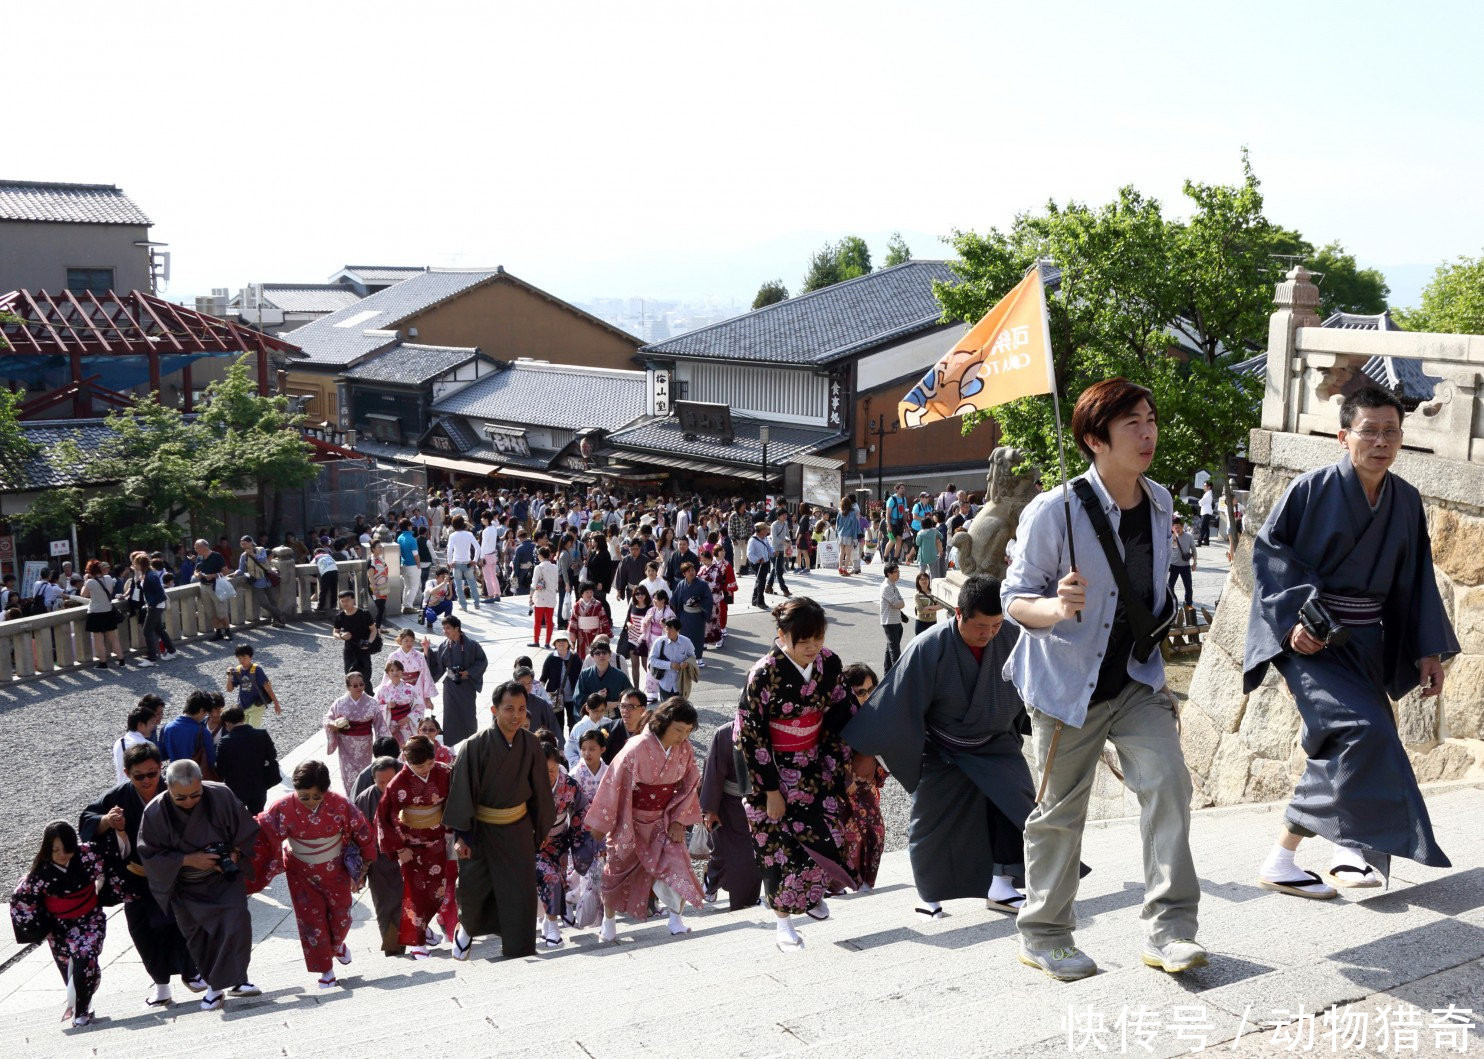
[
  {"left": 139, "top": 758, "right": 261, "bottom": 1011},
  {"left": 80, "top": 743, "right": 206, "bottom": 1008},
  {"left": 1246, "top": 387, "right": 1459, "bottom": 897}
]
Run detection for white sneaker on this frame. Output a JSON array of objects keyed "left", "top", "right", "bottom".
[{"left": 136, "top": 659, "right": 156, "bottom": 668}]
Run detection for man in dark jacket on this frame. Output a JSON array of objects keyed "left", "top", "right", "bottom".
[{"left": 214, "top": 706, "right": 280, "bottom": 813}]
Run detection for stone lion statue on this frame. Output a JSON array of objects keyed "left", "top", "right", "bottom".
[{"left": 951, "top": 446, "right": 1041, "bottom": 580}]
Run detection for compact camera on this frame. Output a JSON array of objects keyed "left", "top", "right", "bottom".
[{"left": 1299, "top": 599, "right": 1351, "bottom": 648}]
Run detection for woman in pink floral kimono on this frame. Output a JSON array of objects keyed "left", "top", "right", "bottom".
[
  {"left": 388, "top": 628, "right": 437, "bottom": 715},
  {"left": 584, "top": 697, "right": 703, "bottom": 941},
  {"left": 375, "top": 659, "right": 424, "bottom": 747},
  {"left": 324, "top": 672, "right": 389, "bottom": 793}
]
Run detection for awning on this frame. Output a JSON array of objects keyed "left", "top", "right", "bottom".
[
  {"left": 413, "top": 453, "right": 502, "bottom": 476},
  {"left": 611, "top": 449, "right": 766, "bottom": 481},
  {"left": 497, "top": 466, "right": 572, "bottom": 485},
  {"left": 784, "top": 452, "right": 845, "bottom": 470}
]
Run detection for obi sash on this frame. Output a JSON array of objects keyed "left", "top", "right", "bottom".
[
  {"left": 399, "top": 804, "right": 445, "bottom": 830},
  {"left": 577, "top": 614, "right": 602, "bottom": 631},
  {"left": 631, "top": 781, "right": 677, "bottom": 813},
  {"left": 388, "top": 700, "right": 414, "bottom": 722},
  {"left": 769, "top": 709, "right": 824, "bottom": 753},
  {"left": 721, "top": 778, "right": 746, "bottom": 799},
  {"left": 44, "top": 884, "right": 98, "bottom": 921},
  {"left": 126, "top": 861, "right": 148, "bottom": 877},
  {"left": 474, "top": 803, "right": 528, "bottom": 826},
  {"left": 344, "top": 719, "right": 375, "bottom": 736},
  {"left": 1319, "top": 592, "right": 1384, "bottom": 626},
  {"left": 287, "top": 833, "right": 344, "bottom": 865}
]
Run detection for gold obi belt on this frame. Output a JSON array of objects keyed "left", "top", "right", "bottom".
[
  {"left": 126, "top": 862, "right": 148, "bottom": 877},
  {"left": 399, "top": 804, "right": 445, "bottom": 830},
  {"left": 287, "top": 833, "right": 344, "bottom": 865},
  {"left": 473, "top": 803, "right": 528, "bottom": 826}
]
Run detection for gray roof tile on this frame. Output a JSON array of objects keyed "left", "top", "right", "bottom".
[
  {"left": 606, "top": 416, "right": 844, "bottom": 467},
  {"left": 254, "top": 284, "right": 364, "bottom": 314},
  {"left": 342, "top": 343, "right": 480, "bottom": 385},
  {"left": 1, "top": 419, "right": 120, "bottom": 492},
  {"left": 283, "top": 270, "right": 502, "bottom": 366},
  {"left": 641, "top": 261, "right": 959, "bottom": 366},
  {"left": 336, "top": 265, "right": 431, "bottom": 284},
  {"left": 0, "top": 180, "right": 151, "bottom": 226},
  {"left": 432, "top": 361, "right": 646, "bottom": 432}
]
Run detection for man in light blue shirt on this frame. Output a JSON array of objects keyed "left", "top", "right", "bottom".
[
  {"left": 396, "top": 519, "right": 421, "bottom": 612},
  {"left": 1001, "top": 377, "right": 1201, "bottom": 982}
]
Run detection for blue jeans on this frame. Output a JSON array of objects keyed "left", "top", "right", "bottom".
[{"left": 452, "top": 562, "right": 481, "bottom": 608}]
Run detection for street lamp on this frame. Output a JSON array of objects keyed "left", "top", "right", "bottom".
[
  {"left": 759, "top": 424, "right": 770, "bottom": 504},
  {"left": 867, "top": 414, "right": 899, "bottom": 503}
]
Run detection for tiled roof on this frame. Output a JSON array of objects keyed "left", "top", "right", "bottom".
[
  {"left": 0, "top": 180, "right": 151, "bottom": 226},
  {"left": 282, "top": 270, "right": 502, "bottom": 366},
  {"left": 432, "top": 361, "right": 646, "bottom": 432},
  {"left": 336, "top": 265, "right": 430, "bottom": 284},
  {"left": 427, "top": 416, "right": 484, "bottom": 453},
  {"left": 1228, "top": 311, "right": 1437, "bottom": 402},
  {"left": 255, "top": 284, "right": 364, "bottom": 314},
  {"left": 352, "top": 439, "right": 422, "bottom": 464},
  {"left": 1, "top": 419, "right": 120, "bottom": 492},
  {"left": 640, "top": 261, "right": 959, "bottom": 366},
  {"left": 342, "top": 343, "right": 480, "bottom": 385},
  {"left": 606, "top": 416, "right": 844, "bottom": 467}
]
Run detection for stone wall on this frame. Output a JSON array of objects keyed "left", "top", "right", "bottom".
[{"left": 1183, "top": 429, "right": 1484, "bottom": 808}]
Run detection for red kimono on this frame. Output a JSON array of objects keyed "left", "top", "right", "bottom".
[
  {"left": 252, "top": 791, "right": 376, "bottom": 973},
  {"left": 376, "top": 762, "right": 459, "bottom": 946},
  {"left": 568, "top": 596, "right": 611, "bottom": 660}
]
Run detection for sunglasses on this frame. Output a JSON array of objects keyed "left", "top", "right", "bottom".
[{"left": 130, "top": 770, "right": 161, "bottom": 781}]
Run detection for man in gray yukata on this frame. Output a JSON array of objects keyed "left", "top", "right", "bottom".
[
  {"left": 1247, "top": 386, "right": 1458, "bottom": 897},
  {"left": 844, "top": 574, "right": 1039, "bottom": 920},
  {"left": 138, "top": 759, "right": 261, "bottom": 1011}
]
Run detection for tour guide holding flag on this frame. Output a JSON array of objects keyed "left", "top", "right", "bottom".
[{"left": 898, "top": 265, "right": 1200, "bottom": 983}]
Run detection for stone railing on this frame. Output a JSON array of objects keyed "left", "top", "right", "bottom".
[
  {"left": 1186, "top": 269, "right": 1484, "bottom": 807},
  {"left": 0, "top": 556, "right": 370, "bottom": 684},
  {"left": 1260, "top": 265, "right": 1484, "bottom": 463}
]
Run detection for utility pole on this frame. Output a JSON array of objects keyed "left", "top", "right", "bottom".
[{"left": 868, "top": 414, "right": 898, "bottom": 503}]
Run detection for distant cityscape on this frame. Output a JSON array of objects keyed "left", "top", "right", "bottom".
[{"left": 573, "top": 294, "right": 751, "bottom": 343}]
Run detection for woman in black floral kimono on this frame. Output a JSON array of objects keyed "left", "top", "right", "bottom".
[
  {"left": 10, "top": 821, "right": 109, "bottom": 1027},
  {"left": 738, "top": 597, "right": 859, "bottom": 951}
]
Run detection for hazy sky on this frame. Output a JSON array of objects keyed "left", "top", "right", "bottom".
[{"left": 10, "top": 0, "right": 1481, "bottom": 309}]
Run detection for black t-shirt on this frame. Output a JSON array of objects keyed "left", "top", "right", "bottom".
[
  {"left": 197, "top": 552, "right": 226, "bottom": 579},
  {"left": 333, "top": 608, "right": 375, "bottom": 646},
  {"left": 1092, "top": 491, "right": 1153, "bottom": 702}
]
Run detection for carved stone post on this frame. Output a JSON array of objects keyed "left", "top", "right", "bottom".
[{"left": 1261, "top": 265, "right": 1321, "bottom": 433}]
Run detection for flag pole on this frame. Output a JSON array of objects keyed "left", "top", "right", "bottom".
[{"left": 1033, "top": 260, "right": 1080, "bottom": 621}]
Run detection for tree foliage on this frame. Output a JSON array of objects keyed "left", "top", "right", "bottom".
[
  {"left": 933, "top": 154, "right": 1302, "bottom": 491},
  {"left": 1394, "top": 252, "right": 1484, "bottom": 334},
  {"left": 801, "top": 236, "right": 874, "bottom": 293},
  {"left": 0, "top": 386, "right": 37, "bottom": 488},
  {"left": 752, "top": 279, "right": 789, "bottom": 310},
  {"left": 1308, "top": 242, "right": 1389, "bottom": 317},
  {"left": 883, "top": 232, "right": 912, "bottom": 267},
  {"left": 14, "top": 358, "right": 315, "bottom": 554}
]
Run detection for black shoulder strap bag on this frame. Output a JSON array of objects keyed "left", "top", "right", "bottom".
[{"left": 1070, "top": 478, "right": 1177, "bottom": 663}]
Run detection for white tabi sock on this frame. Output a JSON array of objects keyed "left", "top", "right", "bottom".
[
  {"left": 987, "top": 875, "right": 1020, "bottom": 902},
  {"left": 1329, "top": 842, "right": 1368, "bottom": 871},
  {"left": 667, "top": 911, "right": 689, "bottom": 935},
  {"left": 150, "top": 982, "right": 171, "bottom": 1004},
  {"left": 776, "top": 917, "right": 801, "bottom": 944},
  {"left": 1260, "top": 844, "right": 1298, "bottom": 881}
]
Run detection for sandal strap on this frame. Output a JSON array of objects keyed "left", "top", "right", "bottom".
[{"left": 1328, "top": 864, "right": 1374, "bottom": 876}]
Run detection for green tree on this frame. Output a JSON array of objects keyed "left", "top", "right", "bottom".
[
  {"left": 800, "top": 236, "right": 874, "bottom": 293},
  {"left": 883, "top": 231, "right": 912, "bottom": 267},
  {"left": 1395, "top": 252, "right": 1484, "bottom": 334},
  {"left": 0, "top": 308, "right": 19, "bottom": 352},
  {"left": 752, "top": 279, "right": 789, "bottom": 309},
  {"left": 933, "top": 159, "right": 1276, "bottom": 491},
  {"left": 0, "top": 386, "right": 37, "bottom": 489},
  {"left": 1309, "top": 242, "right": 1389, "bottom": 317}
]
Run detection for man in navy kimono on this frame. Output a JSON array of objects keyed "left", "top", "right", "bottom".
[
  {"left": 669, "top": 562, "right": 713, "bottom": 667},
  {"left": 1246, "top": 387, "right": 1458, "bottom": 897},
  {"left": 844, "top": 575, "right": 1040, "bottom": 920}
]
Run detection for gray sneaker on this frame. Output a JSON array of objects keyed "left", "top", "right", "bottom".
[
  {"left": 1019, "top": 942, "right": 1097, "bottom": 981},
  {"left": 1141, "top": 939, "right": 1208, "bottom": 973}
]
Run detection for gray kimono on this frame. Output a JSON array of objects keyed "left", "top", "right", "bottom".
[
  {"left": 843, "top": 620, "right": 1036, "bottom": 901},
  {"left": 427, "top": 634, "right": 488, "bottom": 748},
  {"left": 1245, "top": 455, "right": 1458, "bottom": 871},
  {"left": 138, "top": 782, "right": 259, "bottom": 991}
]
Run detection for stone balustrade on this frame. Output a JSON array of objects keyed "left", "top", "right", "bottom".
[{"left": 0, "top": 557, "right": 370, "bottom": 684}]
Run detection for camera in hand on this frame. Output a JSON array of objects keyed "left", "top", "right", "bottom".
[
  {"left": 1299, "top": 599, "right": 1351, "bottom": 648},
  {"left": 202, "top": 841, "right": 240, "bottom": 878}
]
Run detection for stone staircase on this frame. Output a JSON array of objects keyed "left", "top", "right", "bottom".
[{"left": 2, "top": 785, "right": 1480, "bottom": 1058}]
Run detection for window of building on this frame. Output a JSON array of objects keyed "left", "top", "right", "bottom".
[{"left": 66, "top": 268, "right": 115, "bottom": 294}]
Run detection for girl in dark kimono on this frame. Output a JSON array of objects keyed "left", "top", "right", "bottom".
[
  {"left": 10, "top": 821, "right": 108, "bottom": 1026},
  {"left": 536, "top": 745, "right": 592, "bottom": 947},
  {"left": 838, "top": 664, "right": 888, "bottom": 891},
  {"left": 738, "top": 598, "right": 858, "bottom": 951}
]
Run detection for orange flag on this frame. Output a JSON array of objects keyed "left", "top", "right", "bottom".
[{"left": 897, "top": 268, "right": 1055, "bottom": 427}]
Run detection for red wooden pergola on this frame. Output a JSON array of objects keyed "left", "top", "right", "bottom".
[{"left": 0, "top": 288, "right": 302, "bottom": 417}]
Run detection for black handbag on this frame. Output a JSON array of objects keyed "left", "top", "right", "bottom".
[{"left": 1071, "top": 478, "right": 1177, "bottom": 663}]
